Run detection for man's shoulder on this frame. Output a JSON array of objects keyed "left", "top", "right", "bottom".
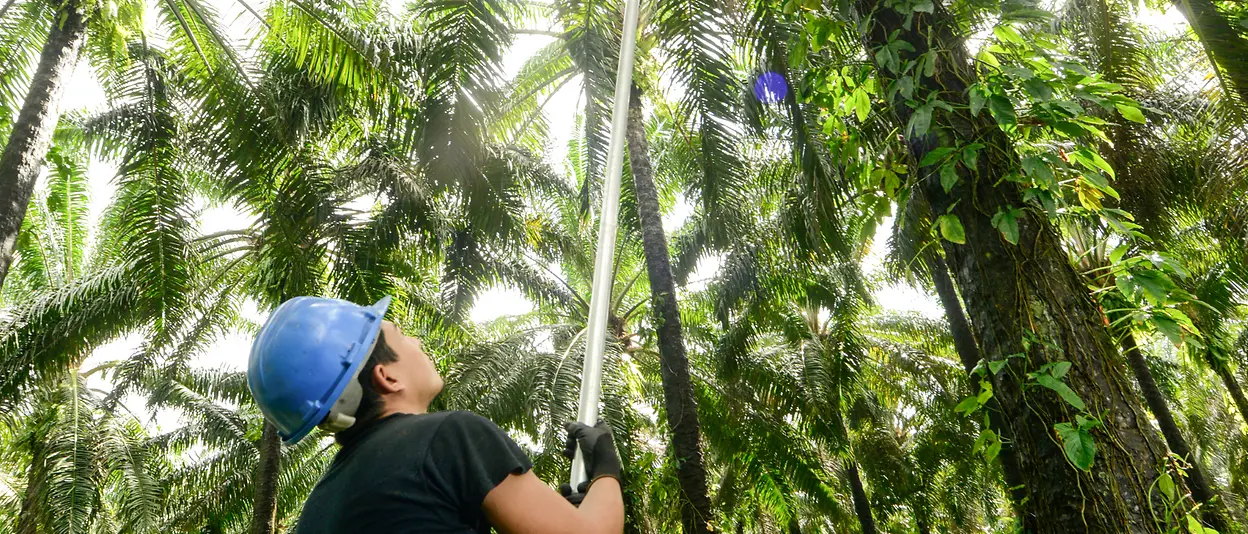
[{"left": 383, "top": 411, "right": 495, "bottom": 435}]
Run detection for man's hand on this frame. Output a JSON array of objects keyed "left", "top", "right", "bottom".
[
  {"left": 558, "top": 481, "right": 589, "bottom": 507},
  {"left": 563, "top": 421, "right": 622, "bottom": 485}
]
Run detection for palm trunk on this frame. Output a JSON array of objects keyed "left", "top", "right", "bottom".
[
  {"left": 0, "top": 0, "right": 88, "bottom": 287},
  {"left": 1210, "top": 357, "right": 1248, "bottom": 427},
  {"left": 846, "top": 462, "right": 877, "bottom": 534},
  {"left": 15, "top": 445, "right": 47, "bottom": 534},
  {"left": 854, "top": 2, "right": 1174, "bottom": 531},
  {"left": 625, "top": 84, "right": 713, "bottom": 534},
  {"left": 1172, "top": 0, "right": 1248, "bottom": 104},
  {"left": 929, "top": 256, "right": 1025, "bottom": 506},
  {"left": 250, "top": 421, "right": 282, "bottom": 534},
  {"left": 1118, "top": 327, "right": 1226, "bottom": 529},
  {"left": 915, "top": 516, "right": 932, "bottom": 534}
]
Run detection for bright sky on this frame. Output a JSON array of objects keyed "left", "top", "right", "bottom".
[{"left": 55, "top": 0, "right": 1190, "bottom": 429}]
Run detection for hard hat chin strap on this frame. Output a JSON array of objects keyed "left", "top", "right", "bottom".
[
  {"left": 317, "top": 332, "right": 381, "bottom": 434},
  {"left": 318, "top": 380, "right": 363, "bottom": 433}
]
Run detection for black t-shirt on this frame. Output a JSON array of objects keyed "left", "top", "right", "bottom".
[{"left": 294, "top": 411, "right": 534, "bottom": 534}]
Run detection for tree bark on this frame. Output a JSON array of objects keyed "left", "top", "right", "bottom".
[
  {"left": 846, "top": 462, "right": 877, "bottom": 534},
  {"left": 626, "top": 84, "right": 714, "bottom": 534},
  {"left": 854, "top": 1, "right": 1176, "bottom": 531},
  {"left": 15, "top": 445, "right": 46, "bottom": 534},
  {"left": 1209, "top": 353, "right": 1248, "bottom": 427},
  {"left": 1118, "top": 327, "right": 1226, "bottom": 530},
  {"left": 929, "top": 255, "right": 1026, "bottom": 506},
  {"left": 1172, "top": 0, "right": 1248, "bottom": 104},
  {"left": 0, "top": 0, "right": 88, "bottom": 288},
  {"left": 250, "top": 421, "right": 282, "bottom": 534}
]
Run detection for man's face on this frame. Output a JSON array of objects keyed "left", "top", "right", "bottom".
[{"left": 378, "top": 321, "right": 444, "bottom": 407}]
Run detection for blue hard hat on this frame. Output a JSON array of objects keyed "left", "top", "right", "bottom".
[{"left": 247, "top": 295, "right": 391, "bottom": 444}]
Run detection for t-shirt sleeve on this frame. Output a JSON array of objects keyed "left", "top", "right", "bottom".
[{"left": 427, "top": 411, "right": 534, "bottom": 512}]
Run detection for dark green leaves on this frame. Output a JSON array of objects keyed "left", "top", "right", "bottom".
[
  {"left": 1035, "top": 373, "right": 1086, "bottom": 411},
  {"left": 940, "top": 164, "right": 958, "bottom": 192},
  {"left": 1114, "top": 102, "right": 1145, "bottom": 123},
  {"left": 991, "top": 206, "right": 1021, "bottom": 244},
  {"left": 988, "top": 95, "right": 1016, "bottom": 127},
  {"left": 908, "top": 105, "right": 931, "bottom": 137},
  {"left": 969, "top": 85, "right": 987, "bottom": 116},
  {"left": 1054, "top": 420, "right": 1097, "bottom": 470},
  {"left": 937, "top": 214, "right": 966, "bottom": 244}
]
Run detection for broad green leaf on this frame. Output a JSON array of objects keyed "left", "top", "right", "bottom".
[
  {"left": 1109, "top": 244, "right": 1129, "bottom": 264},
  {"left": 855, "top": 88, "right": 871, "bottom": 122},
  {"left": 1151, "top": 314, "right": 1185, "bottom": 347},
  {"left": 909, "top": 106, "right": 932, "bottom": 136},
  {"left": 1071, "top": 148, "right": 1115, "bottom": 179},
  {"left": 1022, "top": 78, "right": 1053, "bottom": 101},
  {"left": 1003, "top": 66, "right": 1034, "bottom": 80},
  {"left": 989, "top": 360, "right": 1008, "bottom": 374},
  {"left": 990, "top": 207, "right": 1020, "bottom": 244},
  {"left": 940, "top": 164, "right": 959, "bottom": 193},
  {"left": 920, "top": 147, "right": 957, "bottom": 167},
  {"left": 938, "top": 214, "right": 966, "bottom": 244},
  {"left": 955, "top": 396, "right": 980, "bottom": 414},
  {"left": 1054, "top": 100, "right": 1085, "bottom": 116},
  {"left": 977, "top": 379, "right": 994, "bottom": 403},
  {"left": 1133, "top": 270, "right": 1174, "bottom": 304},
  {"left": 962, "top": 144, "right": 981, "bottom": 170},
  {"left": 922, "top": 50, "right": 937, "bottom": 77},
  {"left": 988, "top": 95, "right": 1017, "bottom": 127},
  {"left": 1051, "top": 361, "right": 1072, "bottom": 379},
  {"left": 986, "top": 437, "right": 1002, "bottom": 461},
  {"left": 1081, "top": 173, "right": 1120, "bottom": 200},
  {"left": 1021, "top": 156, "right": 1054, "bottom": 186},
  {"left": 1115, "top": 103, "right": 1146, "bottom": 123},
  {"left": 1158, "top": 472, "right": 1176, "bottom": 502},
  {"left": 1187, "top": 513, "right": 1220, "bottom": 534},
  {"left": 993, "top": 25, "right": 1024, "bottom": 45},
  {"left": 1035, "top": 374, "right": 1087, "bottom": 411},
  {"left": 1055, "top": 422, "right": 1097, "bottom": 470},
  {"left": 970, "top": 87, "right": 987, "bottom": 116},
  {"left": 913, "top": 0, "right": 934, "bottom": 12}
]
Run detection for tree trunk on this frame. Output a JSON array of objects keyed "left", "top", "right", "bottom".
[
  {"left": 0, "top": 0, "right": 88, "bottom": 288},
  {"left": 915, "top": 516, "right": 932, "bottom": 534},
  {"left": 1209, "top": 354, "right": 1248, "bottom": 427},
  {"left": 15, "top": 445, "right": 47, "bottom": 534},
  {"left": 1172, "top": 0, "right": 1248, "bottom": 104},
  {"left": 1118, "top": 327, "right": 1226, "bottom": 529},
  {"left": 929, "top": 255, "right": 1026, "bottom": 506},
  {"left": 846, "top": 462, "right": 877, "bottom": 534},
  {"left": 626, "top": 84, "right": 714, "bottom": 534},
  {"left": 853, "top": 1, "right": 1175, "bottom": 531},
  {"left": 250, "top": 421, "right": 282, "bottom": 534}
]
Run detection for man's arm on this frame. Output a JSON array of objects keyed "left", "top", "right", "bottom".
[{"left": 482, "top": 472, "right": 623, "bottom": 534}]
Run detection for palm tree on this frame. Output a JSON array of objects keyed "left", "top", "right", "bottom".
[
  {"left": 0, "top": 0, "right": 91, "bottom": 286},
  {"left": 1171, "top": 0, "right": 1248, "bottom": 104},
  {"left": 0, "top": 138, "right": 163, "bottom": 533},
  {"left": 624, "top": 84, "right": 714, "bottom": 534},
  {"left": 498, "top": 1, "right": 751, "bottom": 526}
]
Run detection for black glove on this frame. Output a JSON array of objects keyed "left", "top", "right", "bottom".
[
  {"left": 558, "top": 481, "right": 590, "bottom": 507},
  {"left": 563, "top": 420, "right": 622, "bottom": 485}
]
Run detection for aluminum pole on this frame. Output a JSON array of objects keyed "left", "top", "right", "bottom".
[{"left": 570, "top": 0, "right": 642, "bottom": 490}]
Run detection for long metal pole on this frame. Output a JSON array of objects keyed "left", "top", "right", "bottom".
[{"left": 571, "top": 0, "right": 642, "bottom": 490}]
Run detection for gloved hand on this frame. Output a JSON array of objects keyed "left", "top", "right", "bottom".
[
  {"left": 558, "top": 481, "right": 589, "bottom": 507},
  {"left": 563, "top": 420, "right": 622, "bottom": 486}
]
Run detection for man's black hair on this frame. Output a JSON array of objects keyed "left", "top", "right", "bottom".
[{"left": 334, "top": 330, "right": 400, "bottom": 445}]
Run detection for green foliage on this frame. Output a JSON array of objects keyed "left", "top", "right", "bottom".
[{"left": 0, "top": 0, "right": 1246, "bottom": 531}]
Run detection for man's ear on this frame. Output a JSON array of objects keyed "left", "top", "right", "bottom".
[{"left": 370, "top": 362, "right": 407, "bottom": 395}]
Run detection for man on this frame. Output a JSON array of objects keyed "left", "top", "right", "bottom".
[{"left": 247, "top": 295, "right": 625, "bottom": 533}]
